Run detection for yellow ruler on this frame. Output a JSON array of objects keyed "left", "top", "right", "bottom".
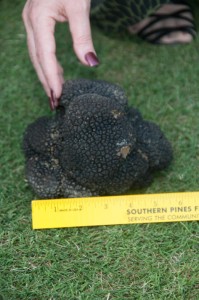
[{"left": 32, "top": 191, "right": 199, "bottom": 229}]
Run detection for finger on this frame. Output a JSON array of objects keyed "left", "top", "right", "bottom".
[
  {"left": 28, "top": 35, "right": 52, "bottom": 96},
  {"left": 31, "top": 15, "right": 64, "bottom": 99},
  {"left": 67, "top": 3, "right": 99, "bottom": 66},
  {"left": 22, "top": 5, "right": 51, "bottom": 96}
]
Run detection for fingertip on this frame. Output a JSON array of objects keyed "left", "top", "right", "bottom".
[
  {"left": 73, "top": 44, "right": 100, "bottom": 67},
  {"left": 49, "top": 80, "right": 63, "bottom": 101},
  {"left": 84, "top": 52, "right": 100, "bottom": 67}
]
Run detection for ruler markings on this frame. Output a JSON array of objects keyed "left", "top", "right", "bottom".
[{"left": 32, "top": 192, "right": 199, "bottom": 229}]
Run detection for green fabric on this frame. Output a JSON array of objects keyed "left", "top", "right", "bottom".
[{"left": 91, "top": 0, "right": 172, "bottom": 33}]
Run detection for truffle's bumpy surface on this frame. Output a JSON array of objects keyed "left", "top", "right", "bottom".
[{"left": 23, "top": 79, "right": 173, "bottom": 198}]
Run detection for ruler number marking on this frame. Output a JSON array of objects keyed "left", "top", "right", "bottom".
[{"left": 32, "top": 192, "right": 199, "bottom": 229}]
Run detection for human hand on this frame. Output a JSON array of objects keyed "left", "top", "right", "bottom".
[{"left": 22, "top": 0, "right": 99, "bottom": 109}]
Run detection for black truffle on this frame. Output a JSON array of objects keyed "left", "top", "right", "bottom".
[{"left": 23, "top": 79, "right": 173, "bottom": 198}]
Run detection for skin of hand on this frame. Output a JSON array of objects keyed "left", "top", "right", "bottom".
[{"left": 22, "top": 0, "right": 99, "bottom": 109}]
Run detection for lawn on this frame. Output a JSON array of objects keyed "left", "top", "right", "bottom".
[{"left": 0, "top": 1, "right": 199, "bottom": 299}]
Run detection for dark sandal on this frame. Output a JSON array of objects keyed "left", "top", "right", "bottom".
[{"left": 137, "top": 6, "right": 196, "bottom": 44}]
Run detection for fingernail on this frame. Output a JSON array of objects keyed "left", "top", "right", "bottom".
[
  {"left": 49, "top": 89, "right": 59, "bottom": 110},
  {"left": 85, "top": 52, "right": 100, "bottom": 67},
  {"left": 48, "top": 96, "right": 55, "bottom": 111}
]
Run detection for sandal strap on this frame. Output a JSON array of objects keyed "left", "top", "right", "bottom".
[
  {"left": 150, "top": 8, "right": 195, "bottom": 23},
  {"left": 144, "top": 25, "right": 196, "bottom": 44},
  {"left": 137, "top": 7, "right": 196, "bottom": 43}
]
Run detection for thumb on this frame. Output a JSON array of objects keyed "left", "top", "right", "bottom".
[{"left": 67, "top": 2, "right": 99, "bottom": 67}]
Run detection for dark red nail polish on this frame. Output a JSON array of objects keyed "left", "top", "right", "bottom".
[
  {"left": 85, "top": 52, "right": 100, "bottom": 67},
  {"left": 48, "top": 96, "right": 55, "bottom": 111},
  {"left": 50, "top": 90, "right": 59, "bottom": 110}
]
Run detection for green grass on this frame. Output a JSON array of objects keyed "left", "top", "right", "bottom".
[{"left": 0, "top": 1, "right": 199, "bottom": 299}]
